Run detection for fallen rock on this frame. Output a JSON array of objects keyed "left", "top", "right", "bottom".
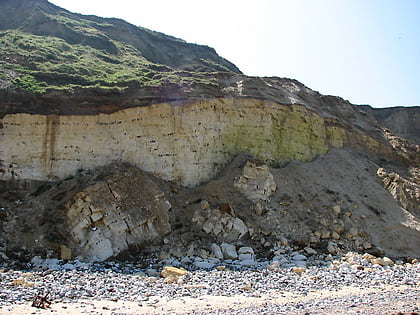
[
  {"left": 220, "top": 243, "right": 238, "bottom": 260},
  {"left": 237, "top": 247, "right": 254, "bottom": 255},
  {"left": 60, "top": 245, "right": 72, "bottom": 260},
  {"left": 370, "top": 257, "right": 394, "bottom": 266},
  {"left": 292, "top": 267, "right": 306, "bottom": 275},
  {"left": 238, "top": 253, "right": 252, "bottom": 261},
  {"left": 332, "top": 205, "right": 341, "bottom": 215},
  {"left": 211, "top": 243, "right": 224, "bottom": 260},
  {"left": 160, "top": 266, "right": 188, "bottom": 279},
  {"left": 239, "top": 259, "right": 256, "bottom": 267},
  {"left": 293, "top": 254, "right": 307, "bottom": 261},
  {"left": 327, "top": 242, "right": 340, "bottom": 254},
  {"left": 65, "top": 165, "right": 171, "bottom": 261},
  {"left": 192, "top": 208, "right": 248, "bottom": 241},
  {"left": 193, "top": 260, "right": 216, "bottom": 269},
  {"left": 10, "top": 278, "right": 25, "bottom": 286},
  {"left": 304, "top": 247, "right": 317, "bottom": 255},
  {"left": 234, "top": 160, "right": 277, "bottom": 203}
]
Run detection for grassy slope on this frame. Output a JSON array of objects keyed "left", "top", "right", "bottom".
[
  {"left": 0, "top": 30, "right": 222, "bottom": 94},
  {"left": 0, "top": 1, "right": 236, "bottom": 94}
]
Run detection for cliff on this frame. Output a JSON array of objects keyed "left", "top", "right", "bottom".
[
  {"left": 0, "top": 76, "right": 400, "bottom": 187},
  {"left": 359, "top": 105, "right": 420, "bottom": 144},
  {"left": 0, "top": 0, "right": 419, "bottom": 263}
]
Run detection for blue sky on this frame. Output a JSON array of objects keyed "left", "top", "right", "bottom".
[{"left": 49, "top": 0, "right": 420, "bottom": 108}]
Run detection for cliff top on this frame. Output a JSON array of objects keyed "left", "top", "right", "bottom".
[{"left": 0, "top": 0, "right": 240, "bottom": 96}]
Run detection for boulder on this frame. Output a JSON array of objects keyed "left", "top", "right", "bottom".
[
  {"left": 234, "top": 160, "right": 277, "bottom": 203},
  {"left": 292, "top": 254, "right": 307, "bottom": 261},
  {"left": 192, "top": 208, "right": 248, "bottom": 242},
  {"left": 237, "top": 247, "right": 254, "bottom": 255},
  {"left": 60, "top": 245, "right": 72, "bottom": 260},
  {"left": 220, "top": 243, "right": 238, "bottom": 260},
  {"left": 160, "top": 266, "right": 187, "bottom": 278},
  {"left": 211, "top": 243, "right": 224, "bottom": 260},
  {"left": 65, "top": 166, "right": 171, "bottom": 261}
]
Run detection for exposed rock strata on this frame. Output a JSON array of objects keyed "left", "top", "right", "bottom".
[
  {"left": 359, "top": 105, "right": 420, "bottom": 144},
  {"left": 0, "top": 97, "right": 399, "bottom": 187}
]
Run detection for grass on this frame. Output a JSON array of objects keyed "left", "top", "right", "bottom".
[{"left": 0, "top": 30, "right": 220, "bottom": 94}]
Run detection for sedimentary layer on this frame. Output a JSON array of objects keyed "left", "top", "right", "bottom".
[{"left": 0, "top": 98, "right": 395, "bottom": 187}]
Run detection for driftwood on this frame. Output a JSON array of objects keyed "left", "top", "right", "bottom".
[{"left": 31, "top": 291, "right": 52, "bottom": 309}]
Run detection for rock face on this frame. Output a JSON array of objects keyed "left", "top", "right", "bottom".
[
  {"left": 0, "top": 92, "right": 399, "bottom": 187},
  {"left": 63, "top": 165, "right": 171, "bottom": 260},
  {"left": 377, "top": 168, "right": 419, "bottom": 216},
  {"left": 359, "top": 105, "right": 420, "bottom": 144},
  {"left": 0, "top": 0, "right": 419, "bottom": 263}
]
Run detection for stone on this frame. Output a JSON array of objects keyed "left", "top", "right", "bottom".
[
  {"left": 268, "top": 260, "right": 281, "bottom": 270},
  {"left": 31, "top": 256, "right": 43, "bottom": 267},
  {"left": 194, "top": 261, "right": 215, "bottom": 269},
  {"left": 180, "top": 256, "right": 192, "bottom": 264},
  {"left": 160, "top": 266, "right": 187, "bottom": 278},
  {"left": 164, "top": 275, "right": 178, "bottom": 284},
  {"left": 332, "top": 205, "right": 341, "bottom": 215},
  {"left": 211, "top": 244, "right": 224, "bottom": 260},
  {"left": 292, "top": 267, "right": 306, "bottom": 275},
  {"left": 382, "top": 257, "right": 394, "bottom": 266},
  {"left": 60, "top": 245, "right": 72, "bottom": 260},
  {"left": 43, "top": 258, "right": 61, "bottom": 270},
  {"left": 200, "top": 200, "right": 210, "bottom": 210},
  {"left": 233, "top": 160, "right": 277, "bottom": 202},
  {"left": 23, "top": 282, "right": 35, "bottom": 288},
  {"left": 333, "top": 223, "right": 345, "bottom": 234},
  {"left": 327, "top": 242, "right": 339, "bottom": 254},
  {"left": 62, "top": 263, "right": 76, "bottom": 270},
  {"left": 349, "top": 227, "right": 359, "bottom": 237},
  {"left": 219, "top": 203, "right": 235, "bottom": 217},
  {"left": 88, "top": 237, "right": 113, "bottom": 261},
  {"left": 238, "top": 247, "right": 254, "bottom": 255},
  {"left": 331, "top": 231, "right": 340, "bottom": 240},
  {"left": 238, "top": 253, "right": 252, "bottom": 261},
  {"left": 170, "top": 248, "right": 184, "bottom": 258},
  {"left": 371, "top": 257, "right": 394, "bottom": 266},
  {"left": 240, "top": 283, "right": 253, "bottom": 290},
  {"left": 304, "top": 247, "right": 317, "bottom": 255},
  {"left": 294, "top": 260, "right": 307, "bottom": 267},
  {"left": 293, "top": 254, "right": 307, "bottom": 261},
  {"left": 11, "top": 278, "right": 25, "bottom": 286},
  {"left": 240, "top": 259, "right": 256, "bottom": 267},
  {"left": 199, "top": 249, "right": 209, "bottom": 259},
  {"left": 273, "top": 255, "right": 288, "bottom": 263},
  {"left": 146, "top": 269, "right": 159, "bottom": 277},
  {"left": 254, "top": 201, "right": 268, "bottom": 216},
  {"left": 192, "top": 208, "right": 248, "bottom": 242},
  {"left": 220, "top": 243, "right": 238, "bottom": 260}
]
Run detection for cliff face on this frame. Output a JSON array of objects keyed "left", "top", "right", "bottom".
[
  {"left": 0, "top": 1, "right": 419, "bottom": 262},
  {"left": 359, "top": 106, "right": 420, "bottom": 144},
  {"left": 0, "top": 77, "right": 397, "bottom": 187}
]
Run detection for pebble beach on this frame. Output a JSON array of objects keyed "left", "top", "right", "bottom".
[{"left": 1, "top": 251, "right": 419, "bottom": 314}]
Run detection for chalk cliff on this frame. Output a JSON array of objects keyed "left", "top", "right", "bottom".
[
  {"left": 0, "top": 76, "right": 399, "bottom": 187},
  {"left": 0, "top": 0, "right": 419, "bottom": 263}
]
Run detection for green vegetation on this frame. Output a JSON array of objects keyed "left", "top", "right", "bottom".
[{"left": 0, "top": 30, "right": 219, "bottom": 94}]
